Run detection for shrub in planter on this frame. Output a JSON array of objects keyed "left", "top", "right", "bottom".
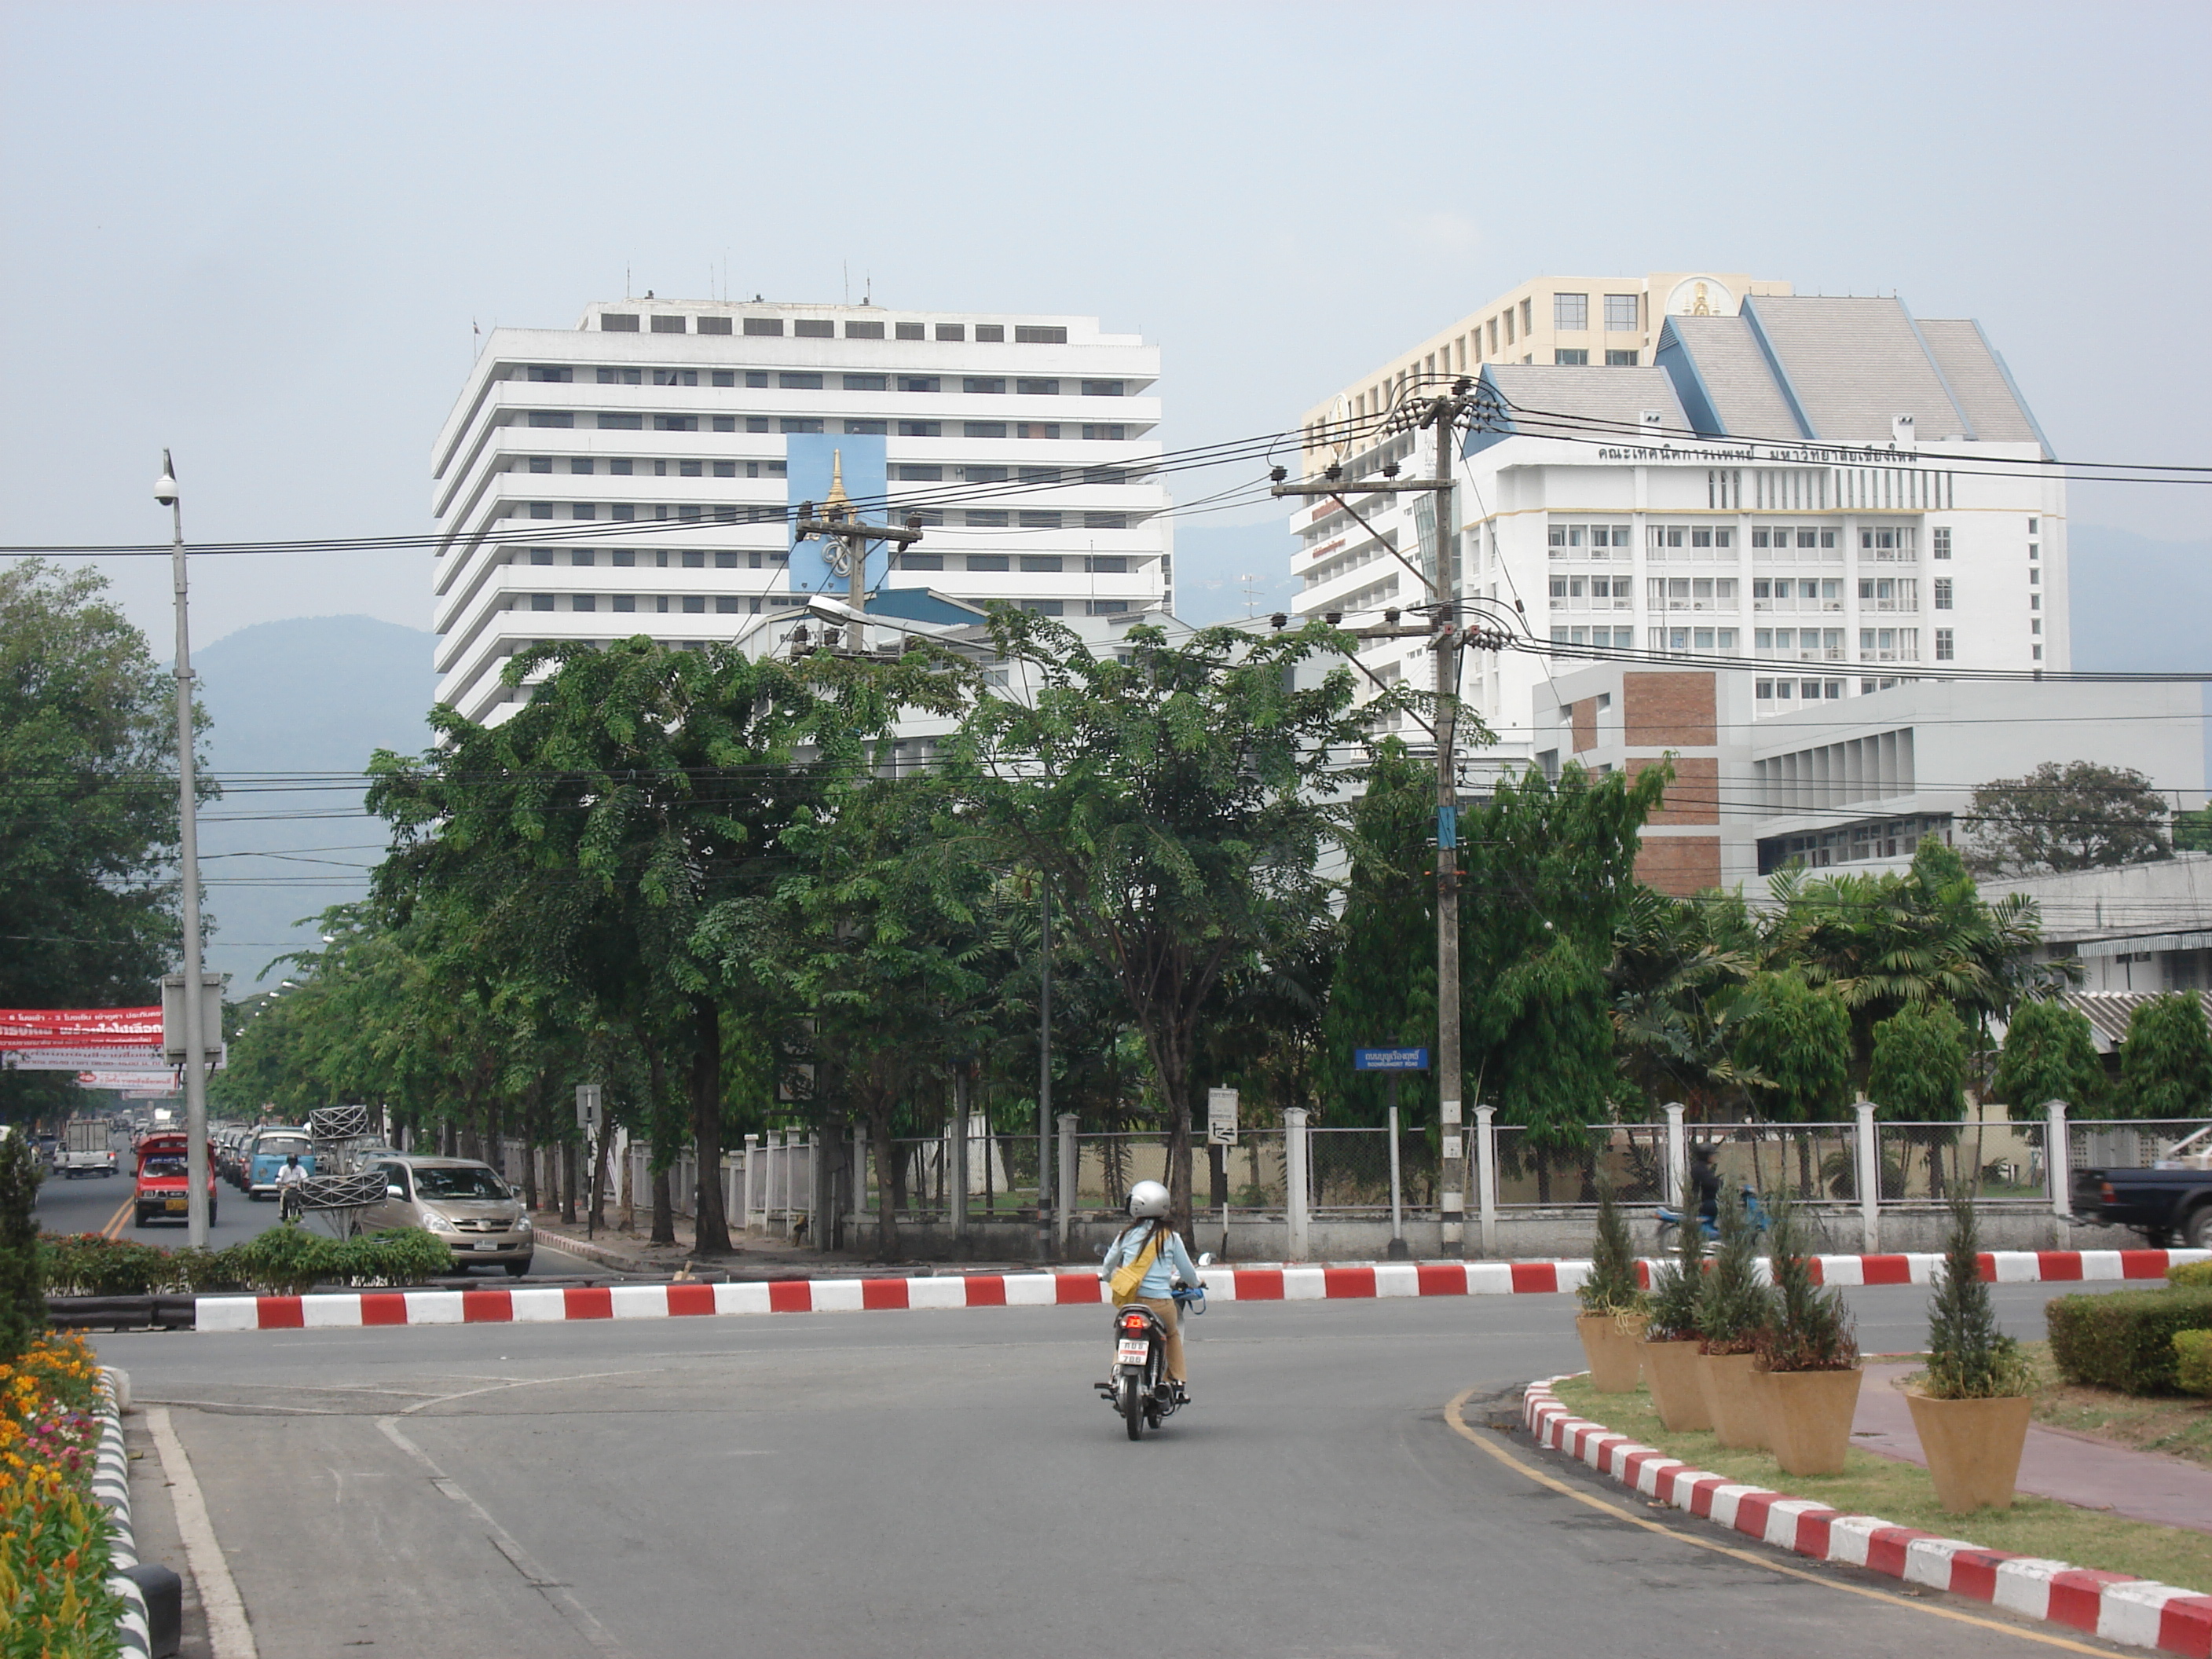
[
  {"left": 231, "top": 1221, "right": 346, "bottom": 1295},
  {"left": 2170, "top": 1260, "right": 2212, "bottom": 1291},
  {"left": 2045, "top": 1285, "right": 2212, "bottom": 1393},
  {"left": 1694, "top": 1185, "right": 1776, "bottom": 1448},
  {"left": 1643, "top": 1174, "right": 1710, "bottom": 1430},
  {"left": 339, "top": 1229, "right": 452, "bottom": 1287},
  {"left": 1753, "top": 1191, "right": 1862, "bottom": 1476},
  {"left": 1907, "top": 1188, "right": 2035, "bottom": 1512},
  {"left": 39, "top": 1233, "right": 170, "bottom": 1298},
  {"left": 1574, "top": 1175, "right": 1650, "bottom": 1392},
  {"left": 2177, "top": 1329, "right": 2212, "bottom": 1397}
]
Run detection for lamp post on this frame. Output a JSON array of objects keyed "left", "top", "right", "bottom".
[{"left": 156, "top": 454, "right": 212, "bottom": 1248}]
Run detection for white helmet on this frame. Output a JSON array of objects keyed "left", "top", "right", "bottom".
[{"left": 1126, "top": 1180, "right": 1170, "bottom": 1219}]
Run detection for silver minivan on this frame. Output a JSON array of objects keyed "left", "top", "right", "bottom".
[{"left": 366, "top": 1155, "right": 533, "bottom": 1276}]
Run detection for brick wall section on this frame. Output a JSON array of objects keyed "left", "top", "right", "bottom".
[
  {"left": 1623, "top": 672, "right": 1716, "bottom": 747},
  {"left": 1630, "top": 756, "right": 1719, "bottom": 825},
  {"left": 1571, "top": 698, "right": 1596, "bottom": 753},
  {"left": 1635, "top": 835, "right": 1722, "bottom": 894}
]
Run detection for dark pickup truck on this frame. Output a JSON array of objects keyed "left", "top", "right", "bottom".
[{"left": 2072, "top": 1125, "right": 2212, "bottom": 1249}]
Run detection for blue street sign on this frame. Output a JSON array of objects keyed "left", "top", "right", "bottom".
[{"left": 1354, "top": 1047, "right": 1430, "bottom": 1072}]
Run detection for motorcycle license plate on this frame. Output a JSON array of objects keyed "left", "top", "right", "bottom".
[
  {"left": 1116, "top": 1339, "right": 1150, "bottom": 1366},
  {"left": 164, "top": 1199, "right": 187, "bottom": 1211}
]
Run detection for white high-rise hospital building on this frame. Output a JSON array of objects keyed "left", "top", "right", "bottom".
[
  {"left": 432, "top": 298, "right": 1169, "bottom": 723},
  {"left": 1288, "top": 273, "right": 2066, "bottom": 757}
]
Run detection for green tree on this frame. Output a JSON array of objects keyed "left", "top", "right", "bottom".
[
  {"left": 950, "top": 614, "right": 1379, "bottom": 1230},
  {"left": 0, "top": 562, "right": 210, "bottom": 1124},
  {"left": 2174, "top": 807, "right": 2212, "bottom": 855},
  {"left": 1730, "top": 971, "right": 1852, "bottom": 1196},
  {"left": 1962, "top": 760, "right": 2170, "bottom": 876},
  {"left": 2116, "top": 992, "right": 2212, "bottom": 1119},
  {"left": 0, "top": 1133, "right": 42, "bottom": 1359},
  {"left": 1316, "top": 738, "right": 1436, "bottom": 1127},
  {"left": 1867, "top": 1000, "right": 1969, "bottom": 1121},
  {"left": 1463, "top": 762, "right": 1668, "bottom": 1200},
  {"left": 1923, "top": 1187, "right": 2029, "bottom": 1398},
  {"left": 1608, "top": 887, "right": 1763, "bottom": 1117},
  {"left": 1990, "top": 998, "right": 2104, "bottom": 1119}
]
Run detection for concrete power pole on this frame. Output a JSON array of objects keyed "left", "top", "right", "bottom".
[{"left": 790, "top": 493, "right": 925, "bottom": 657}]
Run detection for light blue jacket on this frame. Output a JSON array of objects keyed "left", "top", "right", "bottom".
[{"left": 1099, "top": 1221, "right": 1202, "bottom": 1300}]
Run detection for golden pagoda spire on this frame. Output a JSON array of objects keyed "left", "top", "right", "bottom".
[{"left": 824, "top": 448, "right": 852, "bottom": 518}]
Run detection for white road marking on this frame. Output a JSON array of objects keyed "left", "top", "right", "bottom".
[
  {"left": 147, "top": 1407, "right": 260, "bottom": 1659},
  {"left": 375, "top": 1415, "right": 629, "bottom": 1657}
]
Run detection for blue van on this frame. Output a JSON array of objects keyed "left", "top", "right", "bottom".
[{"left": 247, "top": 1128, "right": 316, "bottom": 1199}]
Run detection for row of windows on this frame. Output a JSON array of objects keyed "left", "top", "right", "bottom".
[
  {"left": 521, "top": 456, "right": 1139, "bottom": 490},
  {"left": 521, "top": 546, "right": 1139, "bottom": 575},
  {"left": 523, "top": 591, "right": 1140, "bottom": 617},
  {"left": 895, "top": 463, "right": 1133, "bottom": 485},
  {"left": 532, "top": 364, "right": 1126, "bottom": 396},
  {"left": 524, "top": 409, "right": 1133, "bottom": 441},
  {"left": 1551, "top": 349, "right": 1639, "bottom": 367},
  {"left": 1543, "top": 524, "right": 1923, "bottom": 563},
  {"left": 520, "top": 500, "right": 1136, "bottom": 531},
  {"left": 529, "top": 456, "right": 775, "bottom": 478},
  {"left": 1552, "top": 292, "right": 1643, "bottom": 333},
  {"left": 597, "top": 315, "right": 1071, "bottom": 345}
]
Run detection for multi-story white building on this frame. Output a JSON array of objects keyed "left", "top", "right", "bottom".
[
  {"left": 431, "top": 298, "right": 1169, "bottom": 722},
  {"left": 1288, "top": 291, "right": 2064, "bottom": 764}
]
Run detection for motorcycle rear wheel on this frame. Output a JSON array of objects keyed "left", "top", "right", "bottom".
[{"left": 1120, "top": 1372, "right": 1144, "bottom": 1441}]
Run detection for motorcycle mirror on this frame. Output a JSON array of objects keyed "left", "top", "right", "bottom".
[{"left": 1196, "top": 1252, "right": 1216, "bottom": 1267}]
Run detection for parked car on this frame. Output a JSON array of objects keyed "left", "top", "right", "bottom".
[
  {"left": 133, "top": 1132, "right": 218, "bottom": 1229},
  {"left": 246, "top": 1129, "right": 317, "bottom": 1199},
  {"left": 2072, "top": 1124, "right": 2212, "bottom": 1249},
  {"left": 363, "top": 1155, "right": 532, "bottom": 1276}
]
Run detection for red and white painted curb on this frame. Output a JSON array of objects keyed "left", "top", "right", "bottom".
[
  {"left": 192, "top": 1247, "right": 2208, "bottom": 1334},
  {"left": 1523, "top": 1378, "right": 2212, "bottom": 1657}
]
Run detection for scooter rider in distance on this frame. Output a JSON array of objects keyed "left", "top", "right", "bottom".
[
  {"left": 275, "top": 1152, "right": 309, "bottom": 1221},
  {"left": 1098, "top": 1180, "right": 1204, "bottom": 1404}
]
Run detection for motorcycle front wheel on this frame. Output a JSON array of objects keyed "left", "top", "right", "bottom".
[{"left": 1120, "top": 1372, "right": 1144, "bottom": 1441}]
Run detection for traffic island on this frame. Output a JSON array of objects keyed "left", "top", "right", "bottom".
[{"left": 1525, "top": 1372, "right": 2212, "bottom": 1656}]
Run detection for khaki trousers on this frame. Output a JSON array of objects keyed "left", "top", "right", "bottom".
[{"left": 1117, "top": 1295, "right": 1185, "bottom": 1383}]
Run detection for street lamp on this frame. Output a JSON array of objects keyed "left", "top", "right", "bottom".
[{"left": 157, "top": 453, "right": 213, "bottom": 1247}]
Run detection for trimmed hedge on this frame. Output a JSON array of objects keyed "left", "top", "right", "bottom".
[
  {"left": 2046, "top": 1285, "right": 2212, "bottom": 1394},
  {"left": 40, "top": 1225, "right": 455, "bottom": 1298},
  {"left": 2170, "top": 1259, "right": 2212, "bottom": 1290},
  {"left": 2178, "top": 1329, "right": 2212, "bottom": 1397}
]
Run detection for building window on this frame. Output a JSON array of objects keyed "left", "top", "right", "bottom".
[
  {"left": 680, "top": 596, "right": 705, "bottom": 613},
  {"left": 935, "top": 324, "right": 965, "bottom": 342},
  {"left": 899, "top": 376, "right": 940, "bottom": 394},
  {"left": 656, "top": 416, "right": 698, "bottom": 432},
  {"left": 527, "top": 412, "right": 573, "bottom": 429},
  {"left": 2029, "top": 565, "right": 2039, "bottom": 584},
  {"left": 968, "top": 554, "right": 1011, "bottom": 572},
  {"left": 1087, "top": 555, "right": 1128, "bottom": 573},
  {"left": 1931, "top": 526, "right": 1951, "bottom": 559},
  {"left": 1017, "top": 378, "right": 1060, "bottom": 395},
  {"left": 715, "top": 596, "right": 742, "bottom": 613},
  {"left": 572, "top": 595, "right": 595, "bottom": 612},
  {"left": 1016, "top": 325, "right": 1068, "bottom": 344},
  {"left": 529, "top": 502, "right": 554, "bottom": 519},
  {"left": 780, "top": 418, "right": 824, "bottom": 434},
  {"left": 1020, "top": 553, "right": 1063, "bottom": 569},
  {"left": 1553, "top": 293, "right": 1588, "bottom": 331},
  {"left": 2033, "top": 644, "right": 2043, "bottom": 660},
  {"left": 743, "top": 318, "right": 782, "bottom": 336},
  {"left": 794, "top": 319, "right": 833, "bottom": 338},
  {"left": 571, "top": 504, "right": 594, "bottom": 521},
  {"left": 1604, "top": 294, "right": 1639, "bottom": 331},
  {"left": 528, "top": 548, "right": 555, "bottom": 566},
  {"left": 1605, "top": 349, "right": 1637, "bottom": 367},
  {"left": 965, "top": 422, "right": 1008, "bottom": 439},
  {"left": 899, "top": 551, "right": 945, "bottom": 571},
  {"left": 600, "top": 313, "right": 639, "bottom": 332},
  {"left": 2028, "top": 518, "right": 2038, "bottom": 534},
  {"left": 612, "top": 549, "right": 635, "bottom": 567},
  {"left": 965, "top": 511, "right": 1009, "bottom": 528},
  {"left": 964, "top": 377, "right": 1006, "bottom": 394},
  {"left": 965, "top": 466, "right": 1009, "bottom": 482},
  {"left": 845, "top": 320, "right": 884, "bottom": 339},
  {"left": 612, "top": 505, "right": 635, "bottom": 520},
  {"left": 529, "top": 594, "right": 555, "bottom": 611},
  {"left": 650, "top": 316, "right": 687, "bottom": 334},
  {"left": 1933, "top": 577, "right": 1953, "bottom": 609},
  {"left": 844, "top": 419, "right": 888, "bottom": 435},
  {"left": 1082, "top": 424, "right": 1128, "bottom": 441},
  {"left": 1085, "top": 513, "right": 1128, "bottom": 531},
  {"left": 711, "top": 461, "right": 737, "bottom": 478},
  {"left": 654, "top": 369, "right": 698, "bottom": 386},
  {"left": 711, "top": 416, "right": 736, "bottom": 433},
  {"left": 2031, "top": 618, "right": 2042, "bottom": 634},
  {"left": 598, "top": 368, "right": 643, "bottom": 385},
  {"left": 1018, "top": 466, "right": 1062, "bottom": 484},
  {"left": 743, "top": 371, "right": 768, "bottom": 388},
  {"left": 613, "top": 595, "right": 635, "bottom": 612},
  {"left": 843, "top": 374, "right": 888, "bottom": 392},
  {"left": 1017, "top": 423, "right": 1060, "bottom": 440},
  {"left": 1519, "top": 298, "right": 1533, "bottom": 335},
  {"left": 697, "top": 317, "right": 733, "bottom": 336},
  {"left": 680, "top": 550, "right": 704, "bottom": 569},
  {"left": 897, "top": 465, "right": 943, "bottom": 482},
  {"left": 527, "top": 456, "right": 553, "bottom": 474},
  {"left": 713, "top": 551, "right": 737, "bottom": 568},
  {"left": 599, "top": 412, "right": 643, "bottom": 430},
  {"left": 526, "top": 366, "right": 573, "bottom": 383},
  {"left": 570, "top": 459, "right": 593, "bottom": 475},
  {"left": 1554, "top": 348, "right": 1588, "bottom": 365},
  {"left": 899, "top": 421, "right": 942, "bottom": 438},
  {"left": 1935, "top": 628, "right": 1954, "bottom": 661},
  {"left": 1082, "top": 380, "right": 1126, "bottom": 398},
  {"left": 895, "top": 321, "right": 925, "bottom": 340},
  {"left": 778, "top": 373, "right": 823, "bottom": 390},
  {"left": 1021, "top": 599, "right": 1065, "bottom": 616}
]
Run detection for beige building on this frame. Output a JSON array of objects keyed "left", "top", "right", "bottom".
[{"left": 1296, "top": 270, "right": 1793, "bottom": 458}]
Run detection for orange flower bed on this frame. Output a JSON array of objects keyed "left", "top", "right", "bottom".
[{"left": 0, "top": 1332, "right": 123, "bottom": 1658}]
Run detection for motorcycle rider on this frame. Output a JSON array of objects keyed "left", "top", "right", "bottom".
[
  {"left": 1690, "top": 1144, "right": 1720, "bottom": 1228},
  {"left": 1097, "top": 1180, "right": 1203, "bottom": 1403},
  {"left": 275, "top": 1152, "right": 309, "bottom": 1220}
]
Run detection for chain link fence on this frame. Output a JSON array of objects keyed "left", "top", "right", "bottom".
[
  {"left": 1492, "top": 1122, "right": 1673, "bottom": 1207},
  {"left": 2069, "top": 1118, "right": 2212, "bottom": 1174},
  {"left": 1874, "top": 1119, "right": 2049, "bottom": 1203}
]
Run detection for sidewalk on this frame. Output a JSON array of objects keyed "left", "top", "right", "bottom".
[
  {"left": 1851, "top": 1361, "right": 2212, "bottom": 1536},
  {"left": 526, "top": 1211, "right": 1044, "bottom": 1280}
]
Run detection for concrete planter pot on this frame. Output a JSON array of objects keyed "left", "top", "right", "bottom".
[
  {"left": 1575, "top": 1312, "right": 1650, "bottom": 1393},
  {"left": 1904, "top": 1387, "right": 2034, "bottom": 1513},
  {"left": 1698, "top": 1350, "right": 1767, "bottom": 1449},
  {"left": 1756, "top": 1366, "right": 1862, "bottom": 1476},
  {"left": 1641, "top": 1338, "right": 1712, "bottom": 1431}
]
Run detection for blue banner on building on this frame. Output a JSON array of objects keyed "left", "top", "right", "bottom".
[{"left": 786, "top": 433, "right": 888, "bottom": 595}]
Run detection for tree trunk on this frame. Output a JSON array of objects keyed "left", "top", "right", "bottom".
[
  {"left": 589, "top": 1119, "right": 612, "bottom": 1228},
  {"left": 690, "top": 998, "right": 732, "bottom": 1255},
  {"left": 647, "top": 1048, "right": 675, "bottom": 1243},
  {"left": 522, "top": 1135, "right": 539, "bottom": 1210},
  {"left": 559, "top": 1139, "right": 576, "bottom": 1224},
  {"left": 872, "top": 1107, "right": 900, "bottom": 1262},
  {"left": 650, "top": 1164, "right": 674, "bottom": 1244}
]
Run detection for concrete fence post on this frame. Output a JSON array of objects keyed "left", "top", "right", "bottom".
[
  {"left": 2045, "top": 1099, "right": 2072, "bottom": 1225},
  {"left": 808, "top": 1132, "right": 822, "bottom": 1250},
  {"left": 1055, "top": 1114, "right": 1078, "bottom": 1255},
  {"left": 1854, "top": 1099, "right": 1881, "bottom": 1252},
  {"left": 1386, "top": 1104, "right": 1405, "bottom": 1257},
  {"left": 1284, "top": 1107, "right": 1311, "bottom": 1261},
  {"left": 1663, "top": 1102, "right": 1687, "bottom": 1207},
  {"left": 739, "top": 1133, "right": 758, "bottom": 1231},
  {"left": 950, "top": 1070, "right": 969, "bottom": 1243},
  {"left": 1474, "top": 1104, "right": 1498, "bottom": 1258}
]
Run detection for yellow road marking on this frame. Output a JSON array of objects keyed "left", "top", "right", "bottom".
[
  {"left": 100, "top": 1196, "right": 134, "bottom": 1239},
  {"left": 1442, "top": 1387, "right": 2112, "bottom": 1657}
]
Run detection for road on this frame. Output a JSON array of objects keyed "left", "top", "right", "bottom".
[
  {"left": 34, "top": 1152, "right": 284, "bottom": 1247},
  {"left": 93, "top": 1282, "right": 2131, "bottom": 1659}
]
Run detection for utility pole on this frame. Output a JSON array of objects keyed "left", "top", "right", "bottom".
[
  {"left": 791, "top": 480, "right": 924, "bottom": 656},
  {"left": 1273, "top": 383, "right": 1479, "bottom": 1254},
  {"left": 155, "top": 454, "right": 212, "bottom": 1250},
  {"left": 1036, "top": 887, "right": 1053, "bottom": 1263}
]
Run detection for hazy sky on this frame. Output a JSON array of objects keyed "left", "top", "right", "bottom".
[{"left": 3, "top": 0, "right": 2207, "bottom": 647}]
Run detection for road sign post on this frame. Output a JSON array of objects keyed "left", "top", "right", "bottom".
[
  {"left": 1353, "top": 1051, "right": 1425, "bottom": 1259},
  {"left": 576, "top": 1084, "right": 603, "bottom": 1240}
]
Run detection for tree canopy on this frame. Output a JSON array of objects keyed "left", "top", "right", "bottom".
[
  {"left": 1962, "top": 760, "right": 2170, "bottom": 876},
  {"left": 1990, "top": 998, "right": 2104, "bottom": 1119},
  {"left": 2117, "top": 992, "right": 2212, "bottom": 1119}
]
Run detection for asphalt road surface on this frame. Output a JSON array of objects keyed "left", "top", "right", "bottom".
[
  {"left": 33, "top": 1153, "right": 284, "bottom": 1247},
  {"left": 93, "top": 1282, "right": 2132, "bottom": 1659}
]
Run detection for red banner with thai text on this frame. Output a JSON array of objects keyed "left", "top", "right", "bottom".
[{"left": 0, "top": 1008, "right": 163, "bottom": 1049}]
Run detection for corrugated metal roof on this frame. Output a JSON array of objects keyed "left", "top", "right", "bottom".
[
  {"left": 1915, "top": 318, "right": 2047, "bottom": 448},
  {"left": 1481, "top": 363, "right": 1688, "bottom": 438},
  {"left": 2064, "top": 990, "right": 2212, "bottom": 1052},
  {"left": 1664, "top": 315, "right": 1805, "bottom": 440},
  {"left": 1745, "top": 296, "right": 1967, "bottom": 444}
]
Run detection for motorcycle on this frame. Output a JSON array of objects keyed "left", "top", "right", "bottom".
[
  {"left": 278, "top": 1182, "right": 306, "bottom": 1223},
  {"left": 1654, "top": 1182, "right": 1771, "bottom": 1243},
  {"left": 1093, "top": 1253, "right": 1210, "bottom": 1441}
]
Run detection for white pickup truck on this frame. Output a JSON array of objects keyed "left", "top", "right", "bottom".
[{"left": 56, "top": 1118, "right": 119, "bottom": 1179}]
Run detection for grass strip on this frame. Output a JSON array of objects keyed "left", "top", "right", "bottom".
[{"left": 1550, "top": 1372, "right": 2209, "bottom": 1595}]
